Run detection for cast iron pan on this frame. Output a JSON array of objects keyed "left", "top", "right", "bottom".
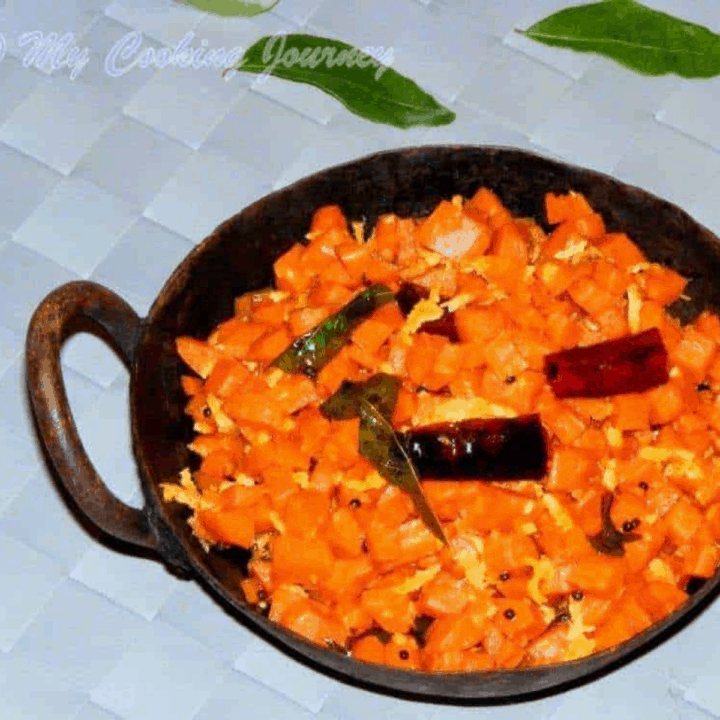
[{"left": 25, "top": 146, "right": 720, "bottom": 703}]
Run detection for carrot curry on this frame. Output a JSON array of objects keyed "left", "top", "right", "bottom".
[{"left": 162, "top": 187, "right": 720, "bottom": 671}]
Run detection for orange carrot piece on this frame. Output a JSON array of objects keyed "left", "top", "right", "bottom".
[
  {"left": 672, "top": 328, "right": 717, "bottom": 382},
  {"left": 643, "top": 265, "right": 687, "bottom": 306},
  {"left": 198, "top": 507, "right": 255, "bottom": 547},
  {"left": 274, "top": 243, "right": 315, "bottom": 293},
  {"left": 665, "top": 498, "right": 704, "bottom": 546},
  {"left": 181, "top": 374, "right": 204, "bottom": 396},
  {"left": 310, "top": 205, "right": 347, "bottom": 234},
  {"left": 545, "top": 191, "right": 594, "bottom": 225},
  {"left": 352, "top": 635, "right": 387, "bottom": 665},
  {"left": 176, "top": 337, "right": 223, "bottom": 378},
  {"left": 598, "top": 232, "right": 646, "bottom": 270}
]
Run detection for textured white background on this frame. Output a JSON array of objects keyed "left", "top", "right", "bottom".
[{"left": 3, "top": 0, "right": 720, "bottom": 717}]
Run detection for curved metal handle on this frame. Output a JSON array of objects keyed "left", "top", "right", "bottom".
[{"left": 26, "top": 281, "right": 162, "bottom": 557}]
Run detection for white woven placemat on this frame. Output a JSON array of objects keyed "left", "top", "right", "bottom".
[{"left": 2, "top": 1, "right": 720, "bottom": 717}]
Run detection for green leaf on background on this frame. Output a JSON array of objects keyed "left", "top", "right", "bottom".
[
  {"left": 520, "top": 0, "right": 720, "bottom": 78},
  {"left": 179, "top": 0, "right": 279, "bottom": 17},
  {"left": 320, "top": 373, "right": 401, "bottom": 421},
  {"left": 233, "top": 33, "right": 456, "bottom": 128},
  {"left": 358, "top": 399, "right": 447, "bottom": 544}
]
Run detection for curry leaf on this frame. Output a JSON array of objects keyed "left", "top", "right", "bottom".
[
  {"left": 521, "top": 0, "right": 720, "bottom": 78},
  {"left": 179, "top": 0, "right": 279, "bottom": 17},
  {"left": 359, "top": 398, "right": 447, "bottom": 544},
  {"left": 272, "top": 284, "right": 394, "bottom": 378},
  {"left": 233, "top": 34, "right": 456, "bottom": 128},
  {"left": 587, "top": 492, "right": 641, "bottom": 557},
  {"left": 320, "top": 373, "right": 401, "bottom": 421}
]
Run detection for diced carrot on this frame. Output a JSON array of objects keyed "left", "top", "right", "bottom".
[
  {"left": 287, "top": 306, "right": 330, "bottom": 338},
  {"left": 466, "top": 187, "right": 510, "bottom": 225},
  {"left": 307, "top": 281, "right": 354, "bottom": 307},
  {"left": 388, "top": 519, "right": 443, "bottom": 569},
  {"left": 493, "top": 598, "right": 545, "bottom": 644},
  {"left": 252, "top": 299, "right": 291, "bottom": 325},
  {"left": 537, "top": 261, "right": 591, "bottom": 298},
  {"left": 215, "top": 319, "right": 268, "bottom": 358},
  {"left": 240, "top": 577, "right": 264, "bottom": 605},
  {"left": 643, "top": 264, "right": 687, "bottom": 306},
  {"left": 381, "top": 636, "right": 422, "bottom": 670},
  {"left": 351, "top": 303, "right": 405, "bottom": 355},
  {"left": 665, "top": 497, "right": 704, "bottom": 546},
  {"left": 405, "top": 332, "right": 446, "bottom": 387},
  {"left": 418, "top": 574, "right": 471, "bottom": 617},
  {"left": 540, "top": 400, "right": 586, "bottom": 444},
  {"left": 706, "top": 503, "right": 720, "bottom": 540},
  {"left": 593, "top": 260, "right": 630, "bottom": 296},
  {"left": 367, "top": 216, "right": 400, "bottom": 262},
  {"left": 336, "top": 601, "right": 373, "bottom": 639},
  {"left": 392, "top": 387, "right": 418, "bottom": 427},
  {"left": 321, "top": 418, "right": 361, "bottom": 470},
  {"left": 280, "top": 596, "right": 347, "bottom": 647},
  {"left": 422, "top": 482, "right": 480, "bottom": 523},
  {"left": 454, "top": 306, "right": 509, "bottom": 344},
  {"left": 491, "top": 222, "right": 529, "bottom": 264},
  {"left": 198, "top": 507, "right": 255, "bottom": 547},
  {"left": 176, "top": 337, "right": 223, "bottom": 378},
  {"left": 481, "top": 255, "right": 526, "bottom": 294},
  {"left": 482, "top": 331, "right": 526, "bottom": 380},
  {"left": 638, "top": 301, "right": 683, "bottom": 350},
  {"left": 336, "top": 240, "right": 372, "bottom": 282},
  {"left": 542, "top": 214, "right": 605, "bottom": 258},
  {"left": 360, "top": 584, "right": 416, "bottom": 635},
  {"left": 525, "top": 624, "right": 570, "bottom": 666},
  {"left": 362, "top": 255, "right": 399, "bottom": 286},
  {"left": 280, "top": 490, "right": 332, "bottom": 537},
  {"left": 683, "top": 541, "right": 720, "bottom": 578},
  {"left": 199, "top": 448, "right": 237, "bottom": 480},
  {"left": 479, "top": 368, "right": 544, "bottom": 415},
  {"left": 646, "top": 381, "right": 684, "bottom": 426},
  {"left": 424, "top": 608, "right": 488, "bottom": 656},
  {"left": 425, "top": 648, "right": 494, "bottom": 672},
  {"left": 316, "top": 346, "right": 362, "bottom": 396},
  {"left": 352, "top": 635, "right": 387, "bottom": 665},
  {"left": 613, "top": 394, "right": 652, "bottom": 431},
  {"left": 593, "top": 594, "right": 652, "bottom": 651},
  {"left": 424, "top": 341, "right": 466, "bottom": 391},
  {"left": 569, "top": 559, "right": 625, "bottom": 596},
  {"left": 327, "top": 507, "right": 365, "bottom": 559},
  {"left": 545, "top": 191, "right": 594, "bottom": 225},
  {"left": 274, "top": 243, "right": 315, "bottom": 293},
  {"left": 272, "top": 533, "right": 335, "bottom": 588},
  {"left": 324, "top": 557, "right": 375, "bottom": 602},
  {"left": 567, "top": 277, "right": 617, "bottom": 318},
  {"left": 181, "top": 374, "right": 204, "bottom": 396},
  {"left": 223, "top": 390, "right": 285, "bottom": 431},
  {"left": 310, "top": 205, "right": 347, "bottom": 234},
  {"left": 483, "top": 530, "right": 538, "bottom": 578},
  {"left": 268, "top": 584, "right": 307, "bottom": 623},
  {"left": 638, "top": 581, "right": 687, "bottom": 621},
  {"left": 272, "top": 374, "right": 318, "bottom": 416},
  {"left": 417, "top": 199, "right": 485, "bottom": 257},
  {"left": 672, "top": 328, "right": 717, "bottom": 382},
  {"left": 547, "top": 447, "right": 599, "bottom": 492},
  {"left": 204, "top": 357, "right": 250, "bottom": 399},
  {"left": 696, "top": 311, "right": 720, "bottom": 344},
  {"left": 598, "top": 232, "right": 646, "bottom": 270}
]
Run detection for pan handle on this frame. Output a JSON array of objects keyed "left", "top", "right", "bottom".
[{"left": 26, "top": 280, "right": 190, "bottom": 573}]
